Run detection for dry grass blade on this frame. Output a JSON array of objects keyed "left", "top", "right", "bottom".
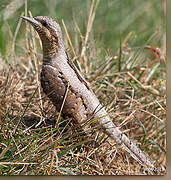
[
  {"left": 81, "top": 0, "right": 100, "bottom": 72},
  {"left": 48, "top": 82, "right": 70, "bottom": 174},
  {"left": 0, "top": 162, "right": 38, "bottom": 165},
  {"left": 11, "top": 12, "right": 24, "bottom": 59},
  {"left": 62, "top": 20, "right": 76, "bottom": 57},
  {"left": 28, "top": 11, "right": 44, "bottom": 124},
  {"left": 62, "top": 19, "right": 83, "bottom": 72}
]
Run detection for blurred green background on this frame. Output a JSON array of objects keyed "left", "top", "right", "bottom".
[{"left": 0, "top": 0, "right": 163, "bottom": 57}]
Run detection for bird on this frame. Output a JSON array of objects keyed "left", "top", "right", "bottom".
[{"left": 21, "top": 16, "right": 154, "bottom": 167}]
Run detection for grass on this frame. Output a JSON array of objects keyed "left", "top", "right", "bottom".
[{"left": 0, "top": 0, "right": 166, "bottom": 175}]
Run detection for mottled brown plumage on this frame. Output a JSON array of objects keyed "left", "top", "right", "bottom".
[{"left": 21, "top": 16, "right": 154, "bottom": 167}]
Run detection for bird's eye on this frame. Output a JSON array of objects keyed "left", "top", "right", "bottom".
[{"left": 42, "top": 21, "right": 47, "bottom": 27}]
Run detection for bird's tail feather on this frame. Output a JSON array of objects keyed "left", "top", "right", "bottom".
[{"left": 96, "top": 113, "right": 154, "bottom": 167}]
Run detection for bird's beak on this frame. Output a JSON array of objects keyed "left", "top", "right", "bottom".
[
  {"left": 21, "top": 16, "right": 37, "bottom": 24},
  {"left": 21, "top": 16, "right": 42, "bottom": 31}
]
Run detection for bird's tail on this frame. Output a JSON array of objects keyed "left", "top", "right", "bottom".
[{"left": 94, "top": 108, "right": 154, "bottom": 167}]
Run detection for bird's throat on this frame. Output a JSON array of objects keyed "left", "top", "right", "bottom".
[{"left": 42, "top": 40, "right": 58, "bottom": 59}]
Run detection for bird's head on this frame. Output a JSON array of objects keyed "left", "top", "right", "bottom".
[{"left": 21, "top": 16, "right": 64, "bottom": 58}]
